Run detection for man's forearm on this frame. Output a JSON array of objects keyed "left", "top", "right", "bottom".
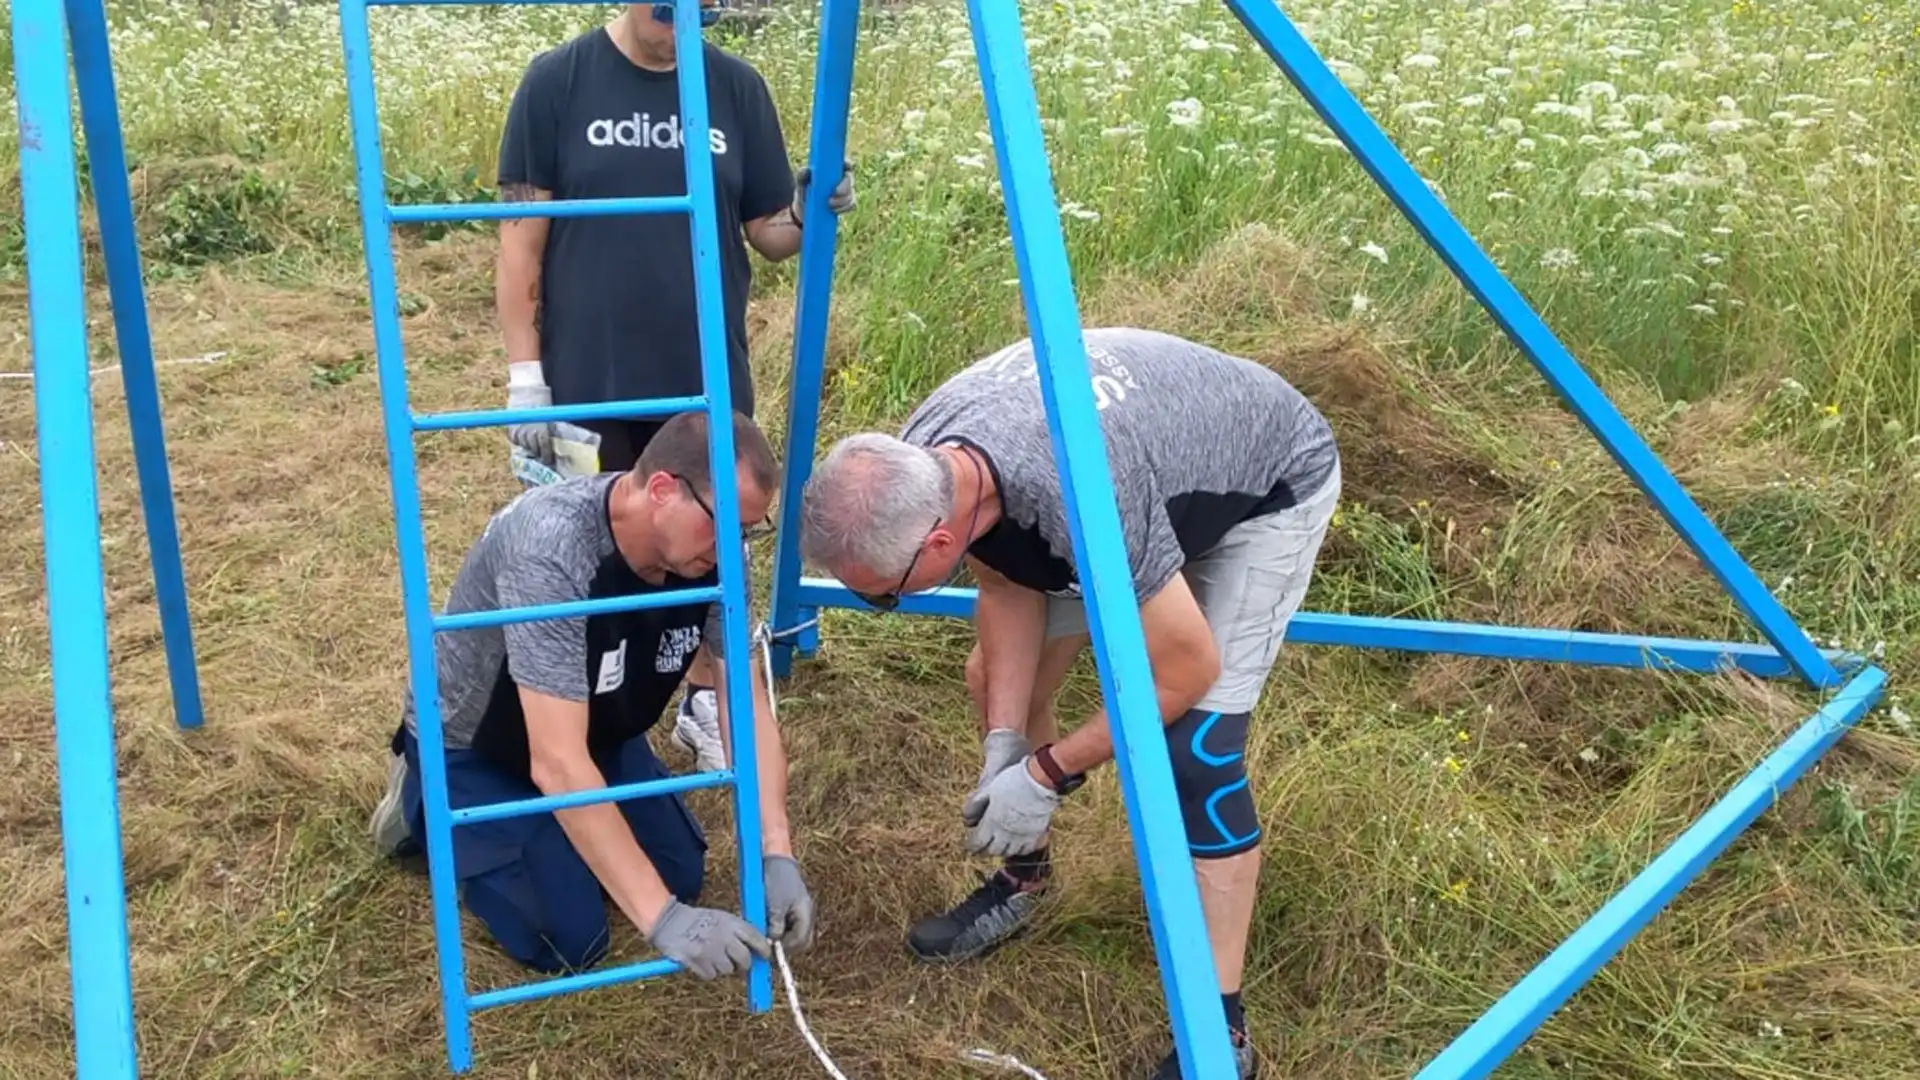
[
  {"left": 497, "top": 249, "right": 542, "bottom": 362},
  {"left": 533, "top": 753, "right": 676, "bottom": 933},
  {"left": 705, "top": 650, "right": 794, "bottom": 857},
  {"left": 972, "top": 569, "right": 1049, "bottom": 732}
]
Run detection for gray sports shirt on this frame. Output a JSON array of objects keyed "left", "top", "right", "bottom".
[{"left": 900, "top": 326, "right": 1339, "bottom": 601}]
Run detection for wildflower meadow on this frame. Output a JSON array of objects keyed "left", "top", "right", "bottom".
[{"left": 1, "top": 0, "right": 1917, "bottom": 1077}]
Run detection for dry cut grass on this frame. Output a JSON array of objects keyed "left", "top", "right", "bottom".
[{"left": 1, "top": 226, "right": 1916, "bottom": 1080}]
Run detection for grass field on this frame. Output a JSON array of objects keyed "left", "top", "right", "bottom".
[{"left": 3, "top": 0, "right": 1919, "bottom": 1077}]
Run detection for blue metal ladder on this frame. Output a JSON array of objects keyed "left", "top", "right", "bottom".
[{"left": 337, "top": 0, "right": 772, "bottom": 1071}]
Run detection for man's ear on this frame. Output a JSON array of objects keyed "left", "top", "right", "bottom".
[{"left": 641, "top": 470, "right": 678, "bottom": 505}]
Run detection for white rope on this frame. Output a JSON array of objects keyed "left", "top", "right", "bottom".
[
  {"left": 0, "top": 350, "right": 229, "bottom": 382},
  {"left": 754, "top": 622, "right": 1050, "bottom": 1080}
]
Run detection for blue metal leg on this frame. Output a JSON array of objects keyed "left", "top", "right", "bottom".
[
  {"left": 337, "top": 0, "right": 474, "bottom": 1070},
  {"left": 1415, "top": 664, "right": 1887, "bottom": 1080},
  {"left": 14, "top": 1, "right": 141, "bottom": 1075},
  {"left": 1220, "top": 0, "right": 1839, "bottom": 692},
  {"left": 963, "top": 0, "right": 1236, "bottom": 1076},
  {"left": 671, "top": 0, "right": 771, "bottom": 1014},
  {"left": 768, "top": 0, "right": 861, "bottom": 683},
  {"left": 65, "top": 0, "right": 205, "bottom": 732}
]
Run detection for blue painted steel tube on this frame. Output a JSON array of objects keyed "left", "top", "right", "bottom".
[
  {"left": 470, "top": 958, "right": 683, "bottom": 1011},
  {"left": 672, "top": 0, "right": 772, "bottom": 1014},
  {"left": 433, "top": 586, "right": 724, "bottom": 633},
  {"left": 66, "top": 0, "right": 205, "bottom": 732},
  {"left": 413, "top": 394, "right": 706, "bottom": 432},
  {"left": 337, "top": 0, "right": 476, "bottom": 1069},
  {"left": 765, "top": 0, "right": 860, "bottom": 680},
  {"left": 389, "top": 194, "right": 691, "bottom": 223},
  {"left": 1220, "top": 0, "right": 1839, "bottom": 692},
  {"left": 451, "top": 768, "right": 734, "bottom": 826},
  {"left": 963, "top": 1, "right": 1236, "bottom": 1076},
  {"left": 790, "top": 579, "right": 1862, "bottom": 680},
  {"left": 15, "top": 0, "right": 142, "bottom": 1075},
  {"left": 1415, "top": 663, "right": 1886, "bottom": 1080}
]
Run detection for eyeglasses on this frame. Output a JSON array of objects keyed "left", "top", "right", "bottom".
[
  {"left": 673, "top": 474, "right": 775, "bottom": 544},
  {"left": 853, "top": 520, "right": 967, "bottom": 611},
  {"left": 650, "top": 3, "right": 724, "bottom": 27}
]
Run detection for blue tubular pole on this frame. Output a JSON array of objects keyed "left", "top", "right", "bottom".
[
  {"left": 790, "top": 580, "right": 1865, "bottom": 681},
  {"left": 389, "top": 194, "right": 691, "bottom": 223},
  {"left": 414, "top": 394, "right": 707, "bottom": 432},
  {"left": 963, "top": 0, "right": 1235, "bottom": 1076},
  {"left": 766, "top": 0, "right": 861, "bottom": 680},
  {"left": 14, "top": 0, "right": 141, "bottom": 1075},
  {"left": 672, "top": 0, "right": 772, "bottom": 1014},
  {"left": 1415, "top": 664, "right": 1886, "bottom": 1080},
  {"left": 1220, "top": 0, "right": 1839, "bottom": 692},
  {"left": 337, "top": 0, "right": 475, "bottom": 1069},
  {"left": 66, "top": 0, "right": 205, "bottom": 732}
]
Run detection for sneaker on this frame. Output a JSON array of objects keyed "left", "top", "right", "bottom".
[
  {"left": 672, "top": 688, "right": 727, "bottom": 774},
  {"left": 369, "top": 751, "right": 416, "bottom": 858},
  {"left": 1146, "top": 1032, "right": 1257, "bottom": 1079},
  {"left": 905, "top": 869, "right": 1048, "bottom": 963}
]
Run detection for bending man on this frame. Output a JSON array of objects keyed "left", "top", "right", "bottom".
[
  {"left": 371, "top": 410, "right": 815, "bottom": 979},
  {"left": 796, "top": 327, "right": 1340, "bottom": 1079}
]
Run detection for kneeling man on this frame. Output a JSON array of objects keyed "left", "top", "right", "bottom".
[
  {"left": 371, "top": 409, "right": 815, "bottom": 980},
  {"left": 797, "top": 327, "right": 1340, "bottom": 1078}
]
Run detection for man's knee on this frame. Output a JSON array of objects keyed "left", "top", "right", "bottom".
[
  {"left": 462, "top": 869, "right": 613, "bottom": 974},
  {"left": 1165, "top": 708, "right": 1261, "bottom": 859}
]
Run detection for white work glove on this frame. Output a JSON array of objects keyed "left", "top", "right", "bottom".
[
  {"left": 792, "top": 159, "right": 855, "bottom": 227},
  {"left": 961, "top": 728, "right": 1032, "bottom": 827},
  {"left": 506, "top": 360, "right": 553, "bottom": 466},
  {"left": 964, "top": 754, "right": 1060, "bottom": 857}
]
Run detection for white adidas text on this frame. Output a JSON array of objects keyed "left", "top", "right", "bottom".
[{"left": 586, "top": 113, "right": 729, "bottom": 155}]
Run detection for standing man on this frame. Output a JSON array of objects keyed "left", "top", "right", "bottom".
[
  {"left": 794, "top": 327, "right": 1342, "bottom": 1079},
  {"left": 493, "top": 1, "right": 855, "bottom": 772},
  {"left": 369, "top": 410, "right": 816, "bottom": 979}
]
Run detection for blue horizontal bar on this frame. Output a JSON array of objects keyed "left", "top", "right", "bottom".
[
  {"left": 469, "top": 957, "right": 683, "bottom": 1011},
  {"left": 791, "top": 579, "right": 1862, "bottom": 680},
  {"left": 389, "top": 195, "right": 690, "bottom": 224},
  {"left": 451, "top": 767, "right": 734, "bottom": 826},
  {"left": 1414, "top": 663, "right": 1886, "bottom": 1080},
  {"left": 413, "top": 395, "right": 705, "bottom": 433},
  {"left": 436, "top": 586, "right": 723, "bottom": 633}
]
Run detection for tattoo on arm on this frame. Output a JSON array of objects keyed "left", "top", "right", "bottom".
[{"left": 501, "top": 182, "right": 538, "bottom": 203}]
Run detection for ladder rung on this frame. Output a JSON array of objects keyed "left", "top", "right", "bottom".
[
  {"left": 450, "top": 767, "right": 734, "bottom": 827},
  {"left": 435, "top": 586, "right": 723, "bottom": 633},
  {"left": 413, "top": 395, "right": 706, "bottom": 433},
  {"left": 470, "top": 957, "right": 682, "bottom": 1012},
  {"left": 388, "top": 195, "right": 692, "bottom": 224}
]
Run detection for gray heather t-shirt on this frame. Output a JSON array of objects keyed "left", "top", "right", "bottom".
[
  {"left": 402, "top": 472, "right": 728, "bottom": 780},
  {"left": 900, "top": 327, "right": 1338, "bottom": 602}
]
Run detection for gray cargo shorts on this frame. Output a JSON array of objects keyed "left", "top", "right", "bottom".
[{"left": 1042, "top": 461, "right": 1341, "bottom": 714}]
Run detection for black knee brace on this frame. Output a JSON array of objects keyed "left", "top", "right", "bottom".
[{"left": 1165, "top": 708, "right": 1261, "bottom": 859}]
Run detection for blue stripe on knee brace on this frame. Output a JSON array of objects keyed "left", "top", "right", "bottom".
[{"left": 1167, "top": 709, "right": 1261, "bottom": 858}]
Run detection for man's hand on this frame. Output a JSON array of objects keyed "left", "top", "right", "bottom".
[
  {"left": 792, "top": 159, "right": 855, "bottom": 226},
  {"left": 646, "top": 897, "right": 772, "bottom": 980},
  {"left": 964, "top": 754, "right": 1060, "bottom": 857},
  {"left": 763, "top": 854, "right": 817, "bottom": 952},
  {"left": 961, "top": 727, "right": 1032, "bottom": 827},
  {"left": 506, "top": 359, "right": 554, "bottom": 466}
]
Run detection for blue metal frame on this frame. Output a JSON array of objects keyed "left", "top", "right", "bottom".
[
  {"left": 764, "top": 1, "right": 1886, "bottom": 1078},
  {"left": 337, "top": 0, "right": 769, "bottom": 1070}
]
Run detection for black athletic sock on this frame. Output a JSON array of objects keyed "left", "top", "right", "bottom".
[
  {"left": 1002, "top": 846, "right": 1051, "bottom": 886},
  {"left": 1222, "top": 991, "right": 1245, "bottom": 1038}
]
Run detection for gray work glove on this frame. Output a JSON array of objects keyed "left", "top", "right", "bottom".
[
  {"left": 962, "top": 728, "right": 1033, "bottom": 827},
  {"left": 763, "top": 854, "right": 817, "bottom": 953},
  {"left": 506, "top": 360, "right": 553, "bottom": 466},
  {"left": 964, "top": 754, "right": 1060, "bottom": 857},
  {"left": 646, "top": 897, "right": 771, "bottom": 980},
  {"left": 792, "top": 159, "right": 855, "bottom": 226}
]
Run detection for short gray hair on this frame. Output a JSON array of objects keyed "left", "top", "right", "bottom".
[{"left": 799, "top": 433, "right": 953, "bottom": 579}]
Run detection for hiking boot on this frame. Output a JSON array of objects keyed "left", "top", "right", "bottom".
[
  {"left": 905, "top": 869, "right": 1048, "bottom": 963},
  {"left": 672, "top": 688, "right": 726, "bottom": 773},
  {"left": 369, "top": 751, "right": 418, "bottom": 859},
  {"left": 1146, "top": 1032, "right": 1257, "bottom": 1079}
]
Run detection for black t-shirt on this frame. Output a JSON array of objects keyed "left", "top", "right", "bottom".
[{"left": 497, "top": 28, "right": 794, "bottom": 416}]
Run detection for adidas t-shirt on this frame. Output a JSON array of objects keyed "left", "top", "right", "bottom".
[{"left": 899, "top": 327, "right": 1340, "bottom": 602}]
